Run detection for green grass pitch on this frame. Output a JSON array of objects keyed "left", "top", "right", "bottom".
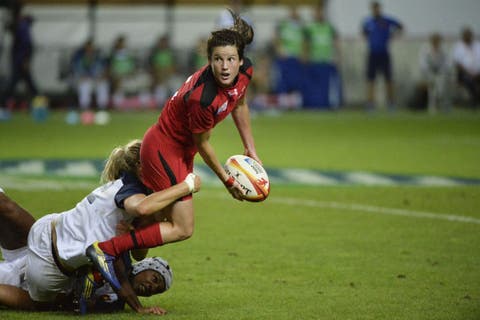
[{"left": 0, "top": 110, "right": 479, "bottom": 319}]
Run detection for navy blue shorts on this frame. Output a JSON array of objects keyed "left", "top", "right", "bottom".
[
  {"left": 366, "top": 52, "right": 392, "bottom": 81},
  {"left": 273, "top": 57, "right": 304, "bottom": 94}
]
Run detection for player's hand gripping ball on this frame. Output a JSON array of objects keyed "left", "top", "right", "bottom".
[{"left": 224, "top": 155, "right": 270, "bottom": 202}]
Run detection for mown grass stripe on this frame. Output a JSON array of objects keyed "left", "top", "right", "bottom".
[{"left": 1, "top": 159, "right": 480, "bottom": 186}]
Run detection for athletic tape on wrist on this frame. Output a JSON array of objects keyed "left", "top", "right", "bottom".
[
  {"left": 184, "top": 173, "right": 196, "bottom": 193},
  {"left": 224, "top": 176, "right": 235, "bottom": 188}
]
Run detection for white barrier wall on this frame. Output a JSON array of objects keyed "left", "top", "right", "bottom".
[
  {"left": 17, "top": 1, "right": 480, "bottom": 47},
  {"left": 329, "top": 0, "right": 480, "bottom": 38},
  {"left": 1, "top": 2, "right": 479, "bottom": 105}
]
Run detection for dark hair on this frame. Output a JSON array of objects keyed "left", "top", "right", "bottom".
[{"left": 207, "top": 8, "right": 254, "bottom": 60}]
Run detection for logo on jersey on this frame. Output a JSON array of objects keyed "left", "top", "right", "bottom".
[
  {"left": 227, "top": 88, "right": 238, "bottom": 97},
  {"left": 216, "top": 101, "right": 228, "bottom": 115}
]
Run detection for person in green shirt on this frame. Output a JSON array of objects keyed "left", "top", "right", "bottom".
[
  {"left": 108, "top": 35, "right": 136, "bottom": 108},
  {"left": 148, "top": 34, "right": 177, "bottom": 108},
  {"left": 303, "top": 4, "right": 342, "bottom": 108},
  {"left": 188, "top": 36, "right": 208, "bottom": 75},
  {"left": 272, "top": 5, "right": 306, "bottom": 96}
]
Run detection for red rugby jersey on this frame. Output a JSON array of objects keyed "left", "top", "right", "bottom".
[{"left": 156, "top": 58, "right": 253, "bottom": 156}]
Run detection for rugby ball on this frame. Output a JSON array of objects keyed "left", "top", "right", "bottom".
[{"left": 224, "top": 155, "right": 270, "bottom": 202}]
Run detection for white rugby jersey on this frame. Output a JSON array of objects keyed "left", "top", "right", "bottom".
[
  {"left": 0, "top": 247, "right": 29, "bottom": 290},
  {"left": 54, "top": 173, "right": 149, "bottom": 269}
]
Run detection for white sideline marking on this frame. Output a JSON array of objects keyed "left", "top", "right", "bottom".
[
  {"left": 53, "top": 161, "right": 98, "bottom": 177},
  {"left": 2, "top": 177, "right": 479, "bottom": 225},
  {"left": 269, "top": 197, "right": 480, "bottom": 225},
  {"left": 414, "top": 176, "right": 461, "bottom": 186},
  {"left": 281, "top": 169, "right": 339, "bottom": 185},
  {"left": 344, "top": 172, "right": 396, "bottom": 186},
  {"left": 202, "top": 192, "right": 480, "bottom": 225},
  {"left": 4, "top": 161, "right": 45, "bottom": 175},
  {"left": 0, "top": 176, "right": 96, "bottom": 191}
]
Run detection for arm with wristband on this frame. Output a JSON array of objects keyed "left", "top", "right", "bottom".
[
  {"left": 193, "top": 130, "right": 244, "bottom": 201},
  {"left": 231, "top": 95, "right": 262, "bottom": 165},
  {"left": 124, "top": 174, "right": 200, "bottom": 217}
]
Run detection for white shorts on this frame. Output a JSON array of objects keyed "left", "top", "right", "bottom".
[
  {"left": 26, "top": 214, "right": 74, "bottom": 302},
  {"left": 0, "top": 246, "right": 29, "bottom": 290}
]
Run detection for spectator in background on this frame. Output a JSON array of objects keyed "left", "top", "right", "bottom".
[
  {"left": 303, "top": 3, "right": 342, "bottom": 109},
  {"left": 187, "top": 36, "right": 208, "bottom": 75},
  {"left": 148, "top": 34, "right": 177, "bottom": 108},
  {"left": 452, "top": 27, "right": 480, "bottom": 108},
  {"left": 361, "top": 1, "right": 403, "bottom": 111},
  {"left": 70, "top": 39, "right": 110, "bottom": 112},
  {"left": 0, "top": 1, "right": 38, "bottom": 120},
  {"left": 108, "top": 34, "right": 136, "bottom": 109},
  {"left": 248, "top": 52, "right": 276, "bottom": 111},
  {"left": 0, "top": 7, "right": 5, "bottom": 93},
  {"left": 418, "top": 33, "right": 451, "bottom": 113},
  {"left": 272, "top": 5, "right": 305, "bottom": 100}
]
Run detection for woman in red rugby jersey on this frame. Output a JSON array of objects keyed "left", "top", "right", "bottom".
[{"left": 87, "top": 10, "right": 262, "bottom": 286}]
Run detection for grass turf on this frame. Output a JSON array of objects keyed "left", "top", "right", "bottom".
[
  {"left": 1, "top": 110, "right": 479, "bottom": 178},
  {"left": 1, "top": 109, "right": 480, "bottom": 319},
  {"left": 1, "top": 186, "right": 479, "bottom": 320}
]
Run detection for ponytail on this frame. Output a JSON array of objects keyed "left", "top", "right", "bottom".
[
  {"left": 100, "top": 139, "right": 142, "bottom": 183},
  {"left": 207, "top": 8, "right": 254, "bottom": 60},
  {"left": 227, "top": 8, "right": 254, "bottom": 46}
]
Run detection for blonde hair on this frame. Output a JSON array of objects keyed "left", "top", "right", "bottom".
[{"left": 100, "top": 139, "right": 142, "bottom": 183}]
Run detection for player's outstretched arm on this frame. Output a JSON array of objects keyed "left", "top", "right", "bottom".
[
  {"left": 124, "top": 173, "right": 201, "bottom": 216},
  {"left": 231, "top": 95, "right": 262, "bottom": 165},
  {"left": 193, "top": 131, "right": 244, "bottom": 201},
  {"left": 138, "top": 306, "right": 167, "bottom": 315},
  {"left": 112, "top": 258, "right": 166, "bottom": 315}
]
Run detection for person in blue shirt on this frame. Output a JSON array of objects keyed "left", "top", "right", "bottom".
[
  {"left": 70, "top": 39, "right": 110, "bottom": 111},
  {"left": 272, "top": 5, "right": 305, "bottom": 96},
  {"left": 0, "top": 2, "right": 38, "bottom": 120},
  {"left": 362, "top": 1, "right": 403, "bottom": 111}
]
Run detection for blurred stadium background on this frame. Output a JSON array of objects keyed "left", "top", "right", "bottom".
[
  {"left": 0, "top": 0, "right": 480, "bottom": 109},
  {"left": 0, "top": 1, "right": 480, "bottom": 319}
]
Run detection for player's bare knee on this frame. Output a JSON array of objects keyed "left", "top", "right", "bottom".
[{"left": 175, "top": 225, "right": 194, "bottom": 241}]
